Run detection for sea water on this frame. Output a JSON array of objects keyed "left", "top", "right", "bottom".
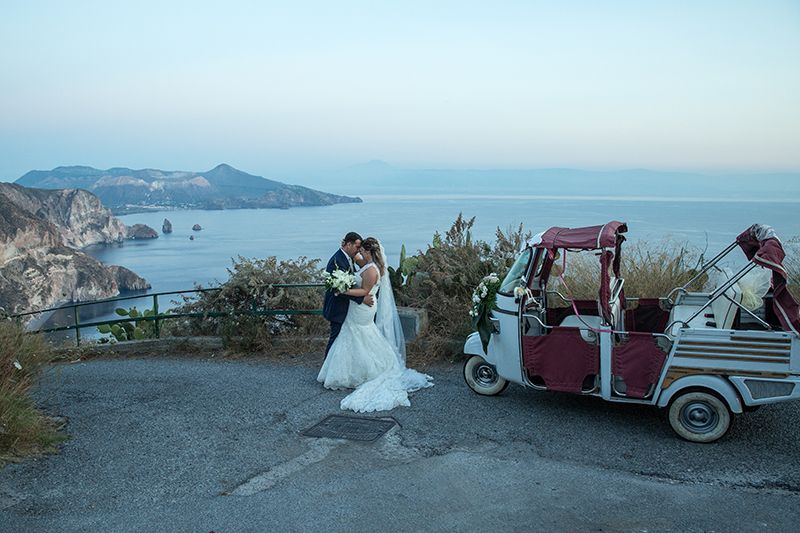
[
  {"left": 42, "top": 194, "right": 798, "bottom": 339},
  {"left": 87, "top": 194, "right": 800, "bottom": 293}
]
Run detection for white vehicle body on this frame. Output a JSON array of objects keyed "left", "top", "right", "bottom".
[{"left": 463, "top": 222, "right": 800, "bottom": 442}]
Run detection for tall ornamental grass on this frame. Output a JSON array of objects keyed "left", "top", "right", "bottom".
[
  {"left": 0, "top": 320, "right": 62, "bottom": 463},
  {"left": 550, "top": 240, "right": 706, "bottom": 303}
]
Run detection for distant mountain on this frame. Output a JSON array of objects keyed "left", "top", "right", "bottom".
[{"left": 16, "top": 163, "right": 362, "bottom": 214}]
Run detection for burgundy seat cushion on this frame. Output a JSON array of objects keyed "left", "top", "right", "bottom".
[
  {"left": 624, "top": 298, "right": 669, "bottom": 333},
  {"left": 611, "top": 333, "right": 668, "bottom": 398},
  {"left": 523, "top": 327, "right": 599, "bottom": 393}
]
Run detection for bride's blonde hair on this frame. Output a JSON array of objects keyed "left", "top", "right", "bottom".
[{"left": 361, "top": 237, "right": 385, "bottom": 276}]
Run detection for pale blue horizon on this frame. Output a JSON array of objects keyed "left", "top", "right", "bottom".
[{"left": 1, "top": 1, "right": 799, "bottom": 182}]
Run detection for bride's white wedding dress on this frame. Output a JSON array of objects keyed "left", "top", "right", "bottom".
[{"left": 317, "top": 262, "right": 433, "bottom": 412}]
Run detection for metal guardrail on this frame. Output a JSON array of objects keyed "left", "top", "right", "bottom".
[{"left": 8, "top": 283, "right": 326, "bottom": 346}]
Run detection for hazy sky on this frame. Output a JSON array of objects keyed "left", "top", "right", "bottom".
[{"left": 1, "top": 1, "right": 798, "bottom": 181}]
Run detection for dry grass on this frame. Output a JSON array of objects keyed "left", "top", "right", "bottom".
[
  {"left": 622, "top": 240, "right": 707, "bottom": 297},
  {"left": 550, "top": 239, "right": 706, "bottom": 304},
  {"left": 0, "top": 320, "right": 63, "bottom": 464}
]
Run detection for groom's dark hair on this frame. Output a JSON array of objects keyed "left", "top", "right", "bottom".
[{"left": 342, "top": 232, "right": 362, "bottom": 245}]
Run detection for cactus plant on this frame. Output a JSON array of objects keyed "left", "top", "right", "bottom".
[
  {"left": 387, "top": 244, "right": 418, "bottom": 290},
  {"left": 97, "top": 306, "right": 156, "bottom": 342}
]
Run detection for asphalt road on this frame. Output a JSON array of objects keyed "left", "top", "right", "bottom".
[{"left": 1, "top": 355, "right": 799, "bottom": 532}]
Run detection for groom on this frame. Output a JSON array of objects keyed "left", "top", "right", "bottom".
[{"left": 323, "top": 231, "right": 374, "bottom": 357}]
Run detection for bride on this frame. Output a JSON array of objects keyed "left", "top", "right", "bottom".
[{"left": 317, "top": 237, "right": 433, "bottom": 412}]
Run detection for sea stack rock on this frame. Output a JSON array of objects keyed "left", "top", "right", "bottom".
[
  {"left": 162, "top": 218, "right": 173, "bottom": 234},
  {"left": 192, "top": 224, "right": 202, "bottom": 231},
  {"left": 127, "top": 224, "right": 159, "bottom": 240},
  {"left": 189, "top": 235, "right": 195, "bottom": 241}
]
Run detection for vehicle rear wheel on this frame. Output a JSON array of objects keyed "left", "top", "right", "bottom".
[
  {"left": 668, "top": 391, "right": 732, "bottom": 443},
  {"left": 463, "top": 355, "right": 509, "bottom": 396}
]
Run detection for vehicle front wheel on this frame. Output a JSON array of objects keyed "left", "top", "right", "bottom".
[
  {"left": 463, "top": 355, "right": 509, "bottom": 396},
  {"left": 668, "top": 391, "right": 732, "bottom": 443}
]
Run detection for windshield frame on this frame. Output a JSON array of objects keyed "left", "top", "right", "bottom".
[{"left": 497, "top": 248, "right": 533, "bottom": 296}]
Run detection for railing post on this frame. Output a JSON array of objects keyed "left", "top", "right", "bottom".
[
  {"left": 153, "top": 294, "right": 160, "bottom": 338},
  {"left": 74, "top": 304, "right": 81, "bottom": 347}
]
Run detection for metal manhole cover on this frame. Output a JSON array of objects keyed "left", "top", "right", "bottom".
[{"left": 301, "top": 415, "right": 398, "bottom": 441}]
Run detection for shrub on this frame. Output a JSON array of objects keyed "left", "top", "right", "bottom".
[
  {"left": 0, "top": 320, "right": 62, "bottom": 463},
  {"left": 168, "top": 255, "right": 327, "bottom": 354},
  {"left": 397, "top": 214, "right": 530, "bottom": 364},
  {"left": 489, "top": 223, "right": 533, "bottom": 272}
]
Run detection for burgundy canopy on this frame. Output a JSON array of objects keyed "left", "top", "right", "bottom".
[
  {"left": 537, "top": 221, "right": 628, "bottom": 250},
  {"left": 537, "top": 221, "right": 627, "bottom": 325},
  {"left": 737, "top": 224, "right": 800, "bottom": 335}
]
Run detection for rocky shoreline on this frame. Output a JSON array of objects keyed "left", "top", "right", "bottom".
[{"left": 0, "top": 183, "right": 155, "bottom": 316}]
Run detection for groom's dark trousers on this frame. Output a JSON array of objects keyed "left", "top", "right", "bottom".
[{"left": 322, "top": 249, "right": 364, "bottom": 358}]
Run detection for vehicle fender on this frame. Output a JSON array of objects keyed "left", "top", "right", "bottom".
[
  {"left": 657, "top": 375, "right": 743, "bottom": 414},
  {"left": 463, "top": 332, "right": 488, "bottom": 359}
]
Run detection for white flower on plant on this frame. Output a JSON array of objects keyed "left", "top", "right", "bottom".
[{"left": 13, "top": 360, "right": 22, "bottom": 370}]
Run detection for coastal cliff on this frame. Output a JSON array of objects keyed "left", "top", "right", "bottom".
[{"left": 0, "top": 184, "right": 152, "bottom": 315}]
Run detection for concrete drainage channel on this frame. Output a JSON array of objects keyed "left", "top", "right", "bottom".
[{"left": 228, "top": 415, "right": 400, "bottom": 497}]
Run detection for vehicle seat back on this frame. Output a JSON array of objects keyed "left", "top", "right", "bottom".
[
  {"left": 666, "top": 281, "right": 743, "bottom": 335},
  {"left": 558, "top": 315, "right": 603, "bottom": 343},
  {"left": 606, "top": 275, "right": 625, "bottom": 331},
  {"left": 710, "top": 282, "right": 742, "bottom": 330}
]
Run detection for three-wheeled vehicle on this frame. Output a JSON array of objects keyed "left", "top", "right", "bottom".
[{"left": 463, "top": 222, "right": 800, "bottom": 442}]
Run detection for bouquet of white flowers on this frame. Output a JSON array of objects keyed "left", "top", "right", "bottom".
[
  {"left": 324, "top": 269, "right": 356, "bottom": 295},
  {"left": 469, "top": 273, "right": 501, "bottom": 317},
  {"left": 469, "top": 273, "right": 502, "bottom": 352}
]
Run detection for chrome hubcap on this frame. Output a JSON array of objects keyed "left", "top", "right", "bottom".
[
  {"left": 680, "top": 401, "right": 718, "bottom": 433},
  {"left": 474, "top": 364, "right": 497, "bottom": 387}
]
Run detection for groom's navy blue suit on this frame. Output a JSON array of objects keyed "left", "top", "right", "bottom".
[{"left": 323, "top": 249, "right": 364, "bottom": 357}]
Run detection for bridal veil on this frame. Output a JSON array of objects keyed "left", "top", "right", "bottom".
[{"left": 375, "top": 241, "right": 406, "bottom": 364}]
